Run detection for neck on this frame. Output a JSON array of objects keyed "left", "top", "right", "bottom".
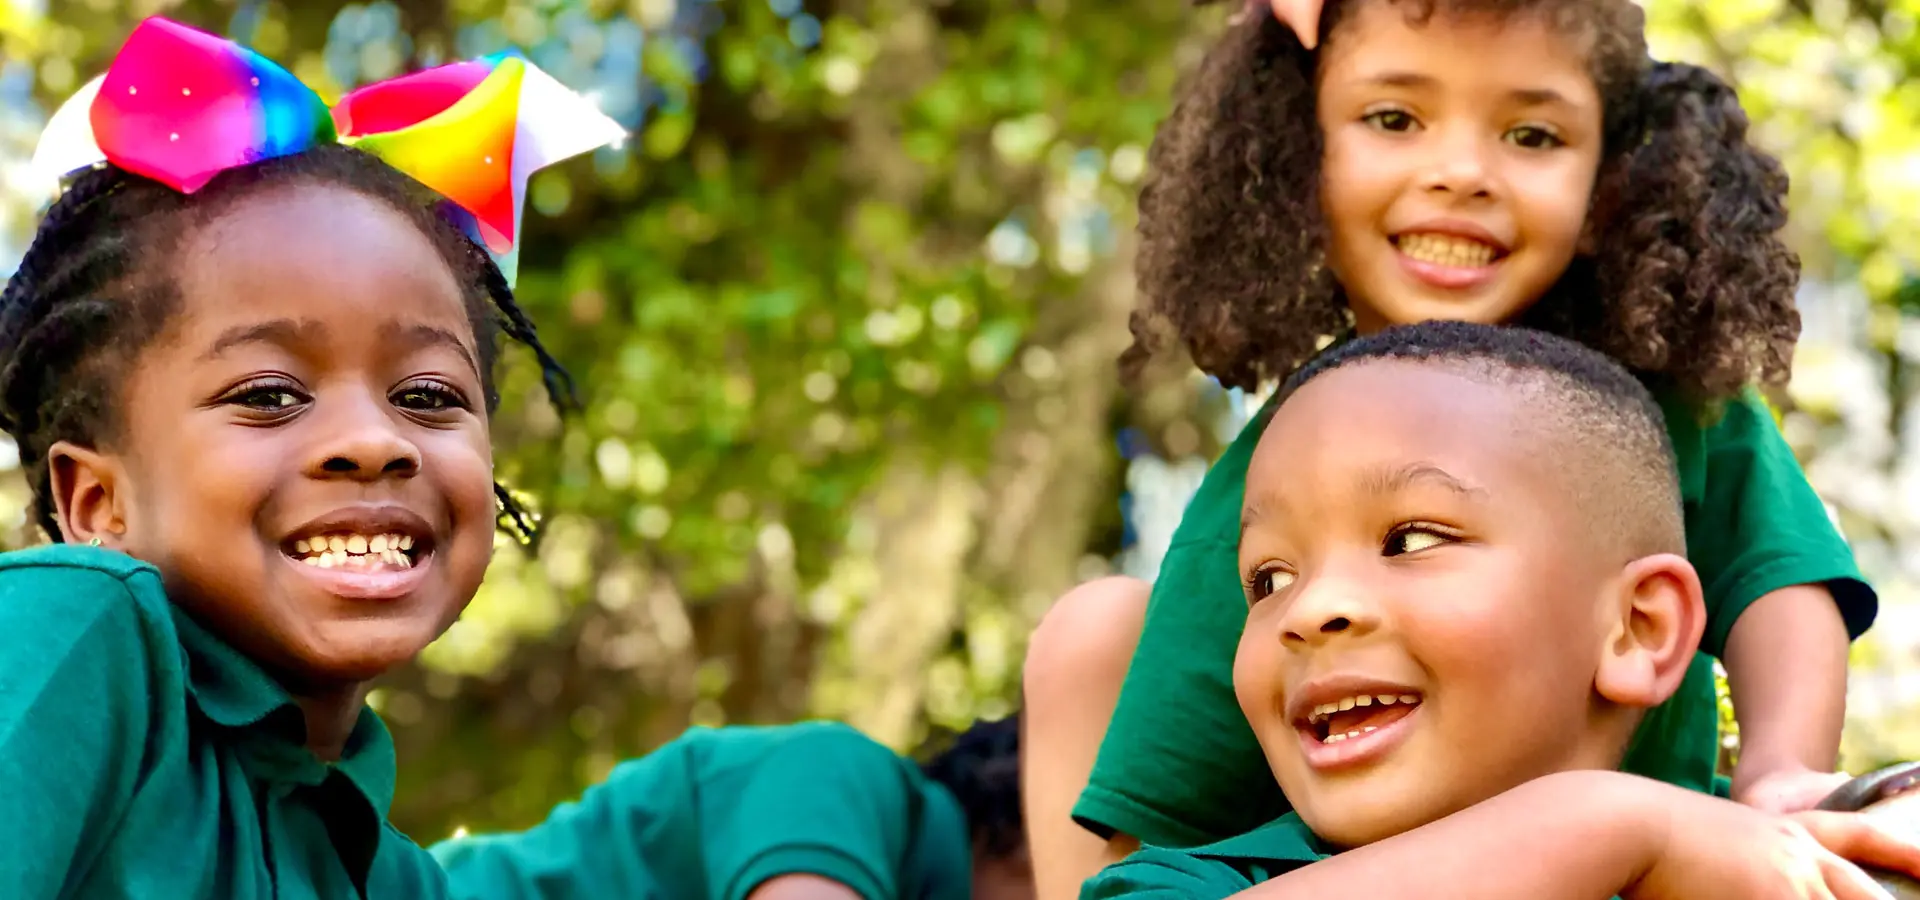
[{"left": 295, "top": 682, "right": 372, "bottom": 761}]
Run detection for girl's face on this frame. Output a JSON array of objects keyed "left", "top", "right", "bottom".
[
  {"left": 1316, "top": 3, "right": 1605, "bottom": 333},
  {"left": 73, "top": 183, "right": 497, "bottom": 693}
]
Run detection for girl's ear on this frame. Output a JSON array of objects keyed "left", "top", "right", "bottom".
[{"left": 48, "top": 441, "right": 128, "bottom": 546}]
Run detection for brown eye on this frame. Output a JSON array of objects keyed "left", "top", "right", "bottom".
[
  {"left": 1363, "top": 110, "right": 1418, "bottom": 133},
  {"left": 1244, "top": 565, "right": 1298, "bottom": 603},
  {"left": 1506, "top": 125, "right": 1564, "bottom": 149},
  {"left": 1383, "top": 525, "right": 1452, "bottom": 557}
]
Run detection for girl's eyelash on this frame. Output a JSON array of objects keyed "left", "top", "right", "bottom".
[{"left": 393, "top": 378, "right": 472, "bottom": 410}]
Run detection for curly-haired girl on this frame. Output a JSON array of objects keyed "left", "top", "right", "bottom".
[{"left": 1021, "top": 2, "right": 1875, "bottom": 896}]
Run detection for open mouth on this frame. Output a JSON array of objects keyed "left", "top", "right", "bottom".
[
  {"left": 1298, "top": 691, "right": 1424, "bottom": 744},
  {"left": 1393, "top": 233, "right": 1506, "bottom": 269},
  {"left": 286, "top": 531, "right": 424, "bottom": 571}
]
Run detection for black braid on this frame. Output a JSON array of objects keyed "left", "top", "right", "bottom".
[{"left": 0, "top": 145, "right": 571, "bottom": 545}]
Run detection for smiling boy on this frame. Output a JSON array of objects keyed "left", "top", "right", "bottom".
[{"left": 1082, "top": 322, "right": 1920, "bottom": 898}]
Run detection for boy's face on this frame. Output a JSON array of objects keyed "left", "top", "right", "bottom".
[
  {"left": 95, "top": 184, "right": 497, "bottom": 695},
  {"left": 1316, "top": 3, "right": 1604, "bottom": 333},
  {"left": 1234, "top": 361, "right": 1628, "bottom": 848}
]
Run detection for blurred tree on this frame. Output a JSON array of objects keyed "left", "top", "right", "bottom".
[{"left": 1, "top": 0, "right": 1916, "bottom": 843}]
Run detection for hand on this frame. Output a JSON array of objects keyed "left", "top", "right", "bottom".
[
  {"left": 1740, "top": 765, "right": 1859, "bottom": 815},
  {"left": 1237, "top": 0, "right": 1325, "bottom": 49},
  {"left": 1633, "top": 795, "right": 1920, "bottom": 900}
]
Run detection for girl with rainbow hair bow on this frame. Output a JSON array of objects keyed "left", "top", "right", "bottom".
[
  {"left": 0, "top": 16, "right": 624, "bottom": 897},
  {"left": 4, "top": 19, "right": 1008, "bottom": 900}
]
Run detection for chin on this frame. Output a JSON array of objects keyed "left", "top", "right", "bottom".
[{"left": 290, "top": 619, "right": 448, "bottom": 685}]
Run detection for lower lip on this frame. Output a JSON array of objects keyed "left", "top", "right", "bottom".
[
  {"left": 1296, "top": 706, "right": 1420, "bottom": 772},
  {"left": 281, "top": 552, "right": 432, "bottom": 601},
  {"left": 1396, "top": 247, "right": 1502, "bottom": 291}
]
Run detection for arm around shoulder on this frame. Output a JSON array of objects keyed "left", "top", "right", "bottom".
[
  {"left": 1231, "top": 772, "right": 1663, "bottom": 900},
  {"left": 0, "top": 556, "right": 173, "bottom": 896}
]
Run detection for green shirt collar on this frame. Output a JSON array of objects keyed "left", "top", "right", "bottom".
[
  {"left": 1190, "top": 812, "right": 1335, "bottom": 867},
  {"left": 170, "top": 604, "right": 398, "bottom": 893}
]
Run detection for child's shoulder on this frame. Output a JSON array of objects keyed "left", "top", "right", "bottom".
[
  {"left": 1082, "top": 814, "right": 1331, "bottom": 899},
  {"left": 0, "top": 543, "right": 171, "bottom": 633}
]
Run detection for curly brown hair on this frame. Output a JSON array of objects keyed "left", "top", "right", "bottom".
[{"left": 1127, "top": 0, "right": 1799, "bottom": 401}]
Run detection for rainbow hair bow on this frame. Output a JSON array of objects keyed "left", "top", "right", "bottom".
[{"left": 31, "top": 17, "right": 625, "bottom": 278}]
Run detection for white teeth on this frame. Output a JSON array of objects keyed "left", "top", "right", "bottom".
[
  {"left": 1307, "top": 693, "right": 1423, "bottom": 724},
  {"left": 346, "top": 535, "right": 368, "bottom": 554},
  {"left": 1398, "top": 233, "right": 1497, "bottom": 268},
  {"left": 370, "top": 535, "right": 388, "bottom": 553},
  {"left": 295, "top": 539, "right": 311, "bottom": 554},
  {"left": 327, "top": 536, "right": 346, "bottom": 553}
]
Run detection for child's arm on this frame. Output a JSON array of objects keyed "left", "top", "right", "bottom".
[
  {"left": 1082, "top": 771, "right": 1920, "bottom": 900},
  {"left": 1724, "top": 584, "right": 1854, "bottom": 812},
  {"left": 1679, "top": 389, "right": 1874, "bottom": 812},
  {"left": 0, "top": 565, "right": 161, "bottom": 897}
]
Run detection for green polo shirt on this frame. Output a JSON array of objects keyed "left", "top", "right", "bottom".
[
  {"left": 1079, "top": 814, "right": 1329, "bottom": 898},
  {"left": 434, "top": 721, "right": 973, "bottom": 900},
  {"left": 1076, "top": 387, "right": 1876, "bottom": 848},
  {"left": 0, "top": 543, "right": 449, "bottom": 899}
]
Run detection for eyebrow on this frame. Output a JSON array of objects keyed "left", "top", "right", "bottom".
[
  {"left": 382, "top": 321, "right": 481, "bottom": 379},
  {"left": 200, "top": 318, "right": 481, "bottom": 380},
  {"left": 1239, "top": 462, "right": 1485, "bottom": 540},
  {"left": 201, "top": 318, "right": 324, "bottom": 361},
  {"left": 1357, "top": 71, "right": 1574, "bottom": 108}
]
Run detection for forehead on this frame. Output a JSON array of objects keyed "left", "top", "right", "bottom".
[
  {"left": 169, "top": 184, "right": 474, "bottom": 347},
  {"left": 1319, "top": 2, "right": 1601, "bottom": 107},
  {"left": 1253, "top": 361, "right": 1555, "bottom": 497}
]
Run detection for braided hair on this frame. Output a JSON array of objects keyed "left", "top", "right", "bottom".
[{"left": 0, "top": 143, "right": 573, "bottom": 544}]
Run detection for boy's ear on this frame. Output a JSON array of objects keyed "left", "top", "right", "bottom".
[
  {"left": 48, "top": 440, "right": 128, "bottom": 547},
  {"left": 1593, "top": 553, "right": 1707, "bottom": 709}
]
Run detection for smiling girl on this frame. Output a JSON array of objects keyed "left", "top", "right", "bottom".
[
  {"left": 0, "top": 18, "right": 616, "bottom": 896},
  {"left": 1020, "top": 3, "right": 1874, "bottom": 897}
]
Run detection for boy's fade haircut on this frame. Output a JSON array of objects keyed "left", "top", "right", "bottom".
[
  {"left": 1275, "top": 320, "right": 1684, "bottom": 559},
  {"left": 919, "top": 714, "right": 1022, "bottom": 859},
  {"left": 1133, "top": 0, "right": 1797, "bottom": 403}
]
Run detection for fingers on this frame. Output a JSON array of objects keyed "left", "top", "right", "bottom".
[
  {"left": 1749, "top": 772, "right": 1855, "bottom": 816},
  {"left": 1818, "top": 850, "right": 1898, "bottom": 900},
  {"left": 1264, "top": 0, "right": 1322, "bottom": 49},
  {"left": 1796, "top": 811, "right": 1920, "bottom": 881}
]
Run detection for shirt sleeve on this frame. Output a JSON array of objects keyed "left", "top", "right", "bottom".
[
  {"left": 1689, "top": 389, "right": 1875, "bottom": 657},
  {"left": 0, "top": 564, "right": 165, "bottom": 897},
  {"left": 1078, "top": 848, "right": 1256, "bottom": 900},
  {"left": 703, "top": 722, "right": 925, "bottom": 900}
]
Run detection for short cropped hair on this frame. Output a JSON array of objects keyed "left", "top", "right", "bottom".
[{"left": 1277, "top": 321, "right": 1684, "bottom": 557}]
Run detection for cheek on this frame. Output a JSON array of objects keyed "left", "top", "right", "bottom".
[
  {"left": 1233, "top": 608, "right": 1282, "bottom": 725},
  {"left": 430, "top": 430, "right": 495, "bottom": 522}
]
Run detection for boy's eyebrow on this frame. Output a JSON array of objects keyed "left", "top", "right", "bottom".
[
  {"left": 201, "top": 318, "right": 322, "bottom": 360},
  {"left": 1239, "top": 462, "right": 1485, "bottom": 540},
  {"left": 1358, "top": 72, "right": 1574, "bottom": 108},
  {"left": 1362, "top": 462, "right": 1486, "bottom": 500}
]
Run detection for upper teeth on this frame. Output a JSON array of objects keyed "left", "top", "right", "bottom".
[
  {"left": 1308, "top": 693, "right": 1420, "bottom": 724},
  {"left": 1399, "top": 233, "right": 1496, "bottom": 268},
  {"left": 292, "top": 533, "right": 415, "bottom": 569}
]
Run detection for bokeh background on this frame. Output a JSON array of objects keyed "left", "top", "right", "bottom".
[{"left": 3, "top": 0, "right": 1918, "bottom": 843}]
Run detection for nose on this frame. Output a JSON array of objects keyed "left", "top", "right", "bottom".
[
  {"left": 1416, "top": 123, "right": 1497, "bottom": 200},
  {"left": 303, "top": 390, "right": 421, "bottom": 482},
  {"left": 1277, "top": 570, "right": 1383, "bottom": 648}
]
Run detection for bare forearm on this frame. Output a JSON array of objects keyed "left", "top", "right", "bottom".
[
  {"left": 747, "top": 874, "right": 865, "bottom": 900},
  {"left": 1233, "top": 771, "right": 1663, "bottom": 899},
  {"left": 1725, "top": 585, "right": 1850, "bottom": 778}
]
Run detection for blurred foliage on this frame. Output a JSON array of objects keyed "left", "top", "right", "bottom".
[{"left": 2, "top": 0, "right": 1918, "bottom": 841}]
